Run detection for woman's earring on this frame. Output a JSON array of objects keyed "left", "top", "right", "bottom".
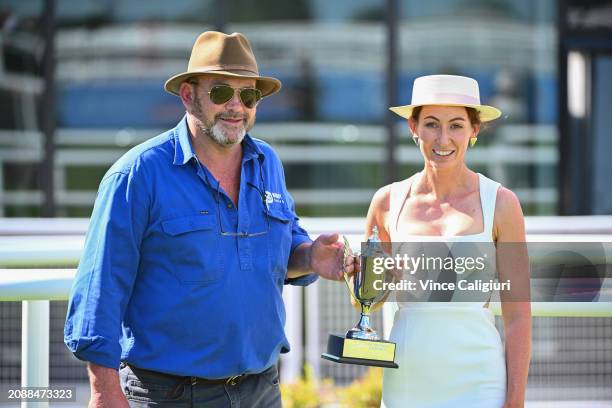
[
  {"left": 412, "top": 136, "right": 419, "bottom": 146},
  {"left": 469, "top": 137, "right": 478, "bottom": 147}
]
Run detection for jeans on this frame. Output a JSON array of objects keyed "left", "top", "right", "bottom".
[{"left": 119, "top": 362, "right": 282, "bottom": 408}]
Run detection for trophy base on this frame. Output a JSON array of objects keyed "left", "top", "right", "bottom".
[{"left": 321, "top": 334, "right": 399, "bottom": 369}]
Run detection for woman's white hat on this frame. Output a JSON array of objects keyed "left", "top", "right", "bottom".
[{"left": 389, "top": 75, "right": 502, "bottom": 122}]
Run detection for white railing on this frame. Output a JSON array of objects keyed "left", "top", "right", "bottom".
[
  {"left": 0, "top": 122, "right": 559, "bottom": 217},
  {"left": 1, "top": 216, "right": 612, "bottom": 408}
]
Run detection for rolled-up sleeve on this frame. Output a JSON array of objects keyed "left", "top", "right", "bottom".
[
  {"left": 283, "top": 185, "right": 317, "bottom": 287},
  {"left": 64, "top": 167, "right": 149, "bottom": 369},
  {"left": 290, "top": 216, "right": 312, "bottom": 254}
]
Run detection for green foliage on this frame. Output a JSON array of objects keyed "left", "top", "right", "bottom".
[
  {"left": 340, "top": 367, "right": 383, "bottom": 408},
  {"left": 280, "top": 364, "right": 328, "bottom": 408},
  {"left": 280, "top": 365, "right": 383, "bottom": 408}
]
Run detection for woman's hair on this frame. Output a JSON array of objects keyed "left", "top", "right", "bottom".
[{"left": 410, "top": 106, "right": 482, "bottom": 126}]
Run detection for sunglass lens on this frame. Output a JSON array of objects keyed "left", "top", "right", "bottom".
[
  {"left": 239, "top": 88, "right": 262, "bottom": 108},
  {"left": 209, "top": 85, "right": 234, "bottom": 105}
]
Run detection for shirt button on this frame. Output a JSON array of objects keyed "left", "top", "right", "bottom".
[{"left": 227, "top": 204, "right": 234, "bottom": 209}]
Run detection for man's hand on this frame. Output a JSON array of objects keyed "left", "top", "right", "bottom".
[
  {"left": 87, "top": 363, "right": 129, "bottom": 408},
  {"left": 309, "top": 233, "right": 346, "bottom": 281},
  {"left": 288, "top": 233, "right": 358, "bottom": 281}
]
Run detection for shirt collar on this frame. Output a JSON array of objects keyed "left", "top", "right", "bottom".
[
  {"left": 173, "top": 115, "right": 195, "bottom": 165},
  {"left": 241, "top": 131, "right": 265, "bottom": 162},
  {"left": 173, "top": 115, "right": 264, "bottom": 165}
]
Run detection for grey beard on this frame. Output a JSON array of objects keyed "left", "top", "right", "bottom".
[{"left": 198, "top": 120, "right": 246, "bottom": 146}]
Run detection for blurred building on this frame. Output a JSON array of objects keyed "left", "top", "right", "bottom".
[
  {"left": 1, "top": 0, "right": 609, "bottom": 217},
  {"left": 0, "top": 0, "right": 571, "bottom": 219},
  {"left": 1, "top": 0, "right": 611, "bottom": 404}
]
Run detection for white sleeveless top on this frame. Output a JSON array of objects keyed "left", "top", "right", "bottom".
[
  {"left": 388, "top": 172, "right": 500, "bottom": 243},
  {"left": 381, "top": 172, "right": 507, "bottom": 408},
  {"left": 386, "top": 172, "right": 501, "bottom": 308}
]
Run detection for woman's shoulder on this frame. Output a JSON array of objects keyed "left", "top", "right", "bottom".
[
  {"left": 476, "top": 172, "right": 524, "bottom": 240},
  {"left": 478, "top": 173, "right": 516, "bottom": 207},
  {"left": 370, "top": 173, "right": 420, "bottom": 211},
  {"left": 370, "top": 184, "right": 392, "bottom": 212},
  {"left": 493, "top": 185, "right": 525, "bottom": 241},
  {"left": 495, "top": 186, "right": 522, "bottom": 214}
]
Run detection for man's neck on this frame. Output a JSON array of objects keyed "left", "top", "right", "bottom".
[{"left": 196, "top": 139, "right": 243, "bottom": 174}]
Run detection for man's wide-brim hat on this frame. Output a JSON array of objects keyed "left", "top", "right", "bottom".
[
  {"left": 164, "top": 31, "right": 281, "bottom": 97},
  {"left": 389, "top": 75, "right": 501, "bottom": 122}
]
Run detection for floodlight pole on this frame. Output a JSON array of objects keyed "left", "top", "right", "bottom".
[
  {"left": 41, "top": 0, "right": 56, "bottom": 217},
  {"left": 385, "top": 0, "right": 399, "bottom": 184}
]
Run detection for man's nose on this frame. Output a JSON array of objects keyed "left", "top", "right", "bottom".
[{"left": 225, "top": 90, "right": 244, "bottom": 110}]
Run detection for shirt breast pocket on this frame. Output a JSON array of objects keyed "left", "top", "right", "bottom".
[
  {"left": 265, "top": 206, "right": 293, "bottom": 281},
  {"left": 161, "top": 214, "right": 222, "bottom": 285}
]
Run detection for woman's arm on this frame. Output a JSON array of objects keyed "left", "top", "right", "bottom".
[
  {"left": 494, "top": 187, "right": 532, "bottom": 408},
  {"left": 350, "top": 185, "right": 392, "bottom": 311}
]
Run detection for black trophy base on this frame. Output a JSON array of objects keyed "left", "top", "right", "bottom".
[{"left": 321, "top": 334, "right": 399, "bottom": 369}]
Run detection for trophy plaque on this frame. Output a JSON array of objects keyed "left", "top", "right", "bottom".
[{"left": 321, "top": 228, "right": 399, "bottom": 368}]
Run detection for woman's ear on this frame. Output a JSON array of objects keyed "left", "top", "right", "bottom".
[
  {"left": 472, "top": 123, "right": 481, "bottom": 137},
  {"left": 408, "top": 118, "right": 417, "bottom": 135}
]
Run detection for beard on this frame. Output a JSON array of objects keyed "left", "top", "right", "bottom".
[{"left": 191, "top": 91, "right": 254, "bottom": 146}]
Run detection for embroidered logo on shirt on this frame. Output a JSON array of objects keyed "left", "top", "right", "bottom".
[{"left": 265, "top": 191, "right": 285, "bottom": 207}]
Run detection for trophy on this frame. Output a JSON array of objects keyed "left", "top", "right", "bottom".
[{"left": 321, "top": 227, "right": 399, "bottom": 368}]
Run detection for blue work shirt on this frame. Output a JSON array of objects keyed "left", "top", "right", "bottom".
[{"left": 64, "top": 116, "right": 317, "bottom": 378}]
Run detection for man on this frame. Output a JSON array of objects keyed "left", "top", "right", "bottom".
[{"left": 64, "top": 31, "right": 350, "bottom": 407}]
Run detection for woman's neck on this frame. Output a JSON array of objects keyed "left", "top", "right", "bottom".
[{"left": 413, "top": 164, "right": 475, "bottom": 201}]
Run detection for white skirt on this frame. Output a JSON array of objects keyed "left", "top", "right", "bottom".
[{"left": 382, "top": 306, "right": 506, "bottom": 408}]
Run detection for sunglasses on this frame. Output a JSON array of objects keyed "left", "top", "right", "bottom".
[{"left": 207, "top": 85, "right": 262, "bottom": 109}]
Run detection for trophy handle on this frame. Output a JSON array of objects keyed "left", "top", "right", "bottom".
[
  {"left": 341, "top": 235, "right": 392, "bottom": 308},
  {"left": 342, "top": 235, "right": 360, "bottom": 303}
]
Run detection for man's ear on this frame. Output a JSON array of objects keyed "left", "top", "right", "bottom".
[{"left": 179, "top": 82, "right": 195, "bottom": 110}]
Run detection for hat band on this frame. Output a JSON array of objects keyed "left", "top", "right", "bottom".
[
  {"left": 189, "top": 64, "right": 259, "bottom": 75},
  {"left": 414, "top": 92, "right": 480, "bottom": 106}
]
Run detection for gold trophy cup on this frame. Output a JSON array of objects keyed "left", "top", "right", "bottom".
[{"left": 321, "top": 227, "right": 398, "bottom": 368}]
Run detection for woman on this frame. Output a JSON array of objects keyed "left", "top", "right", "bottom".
[{"left": 364, "top": 75, "right": 531, "bottom": 407}]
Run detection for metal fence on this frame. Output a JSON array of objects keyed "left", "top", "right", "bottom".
[
  {"left": 1, "top": 217, "right": 612, "bottom": 407},
  {"left": 0, "top": 122, "right": 557, "bottom": 217}
]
